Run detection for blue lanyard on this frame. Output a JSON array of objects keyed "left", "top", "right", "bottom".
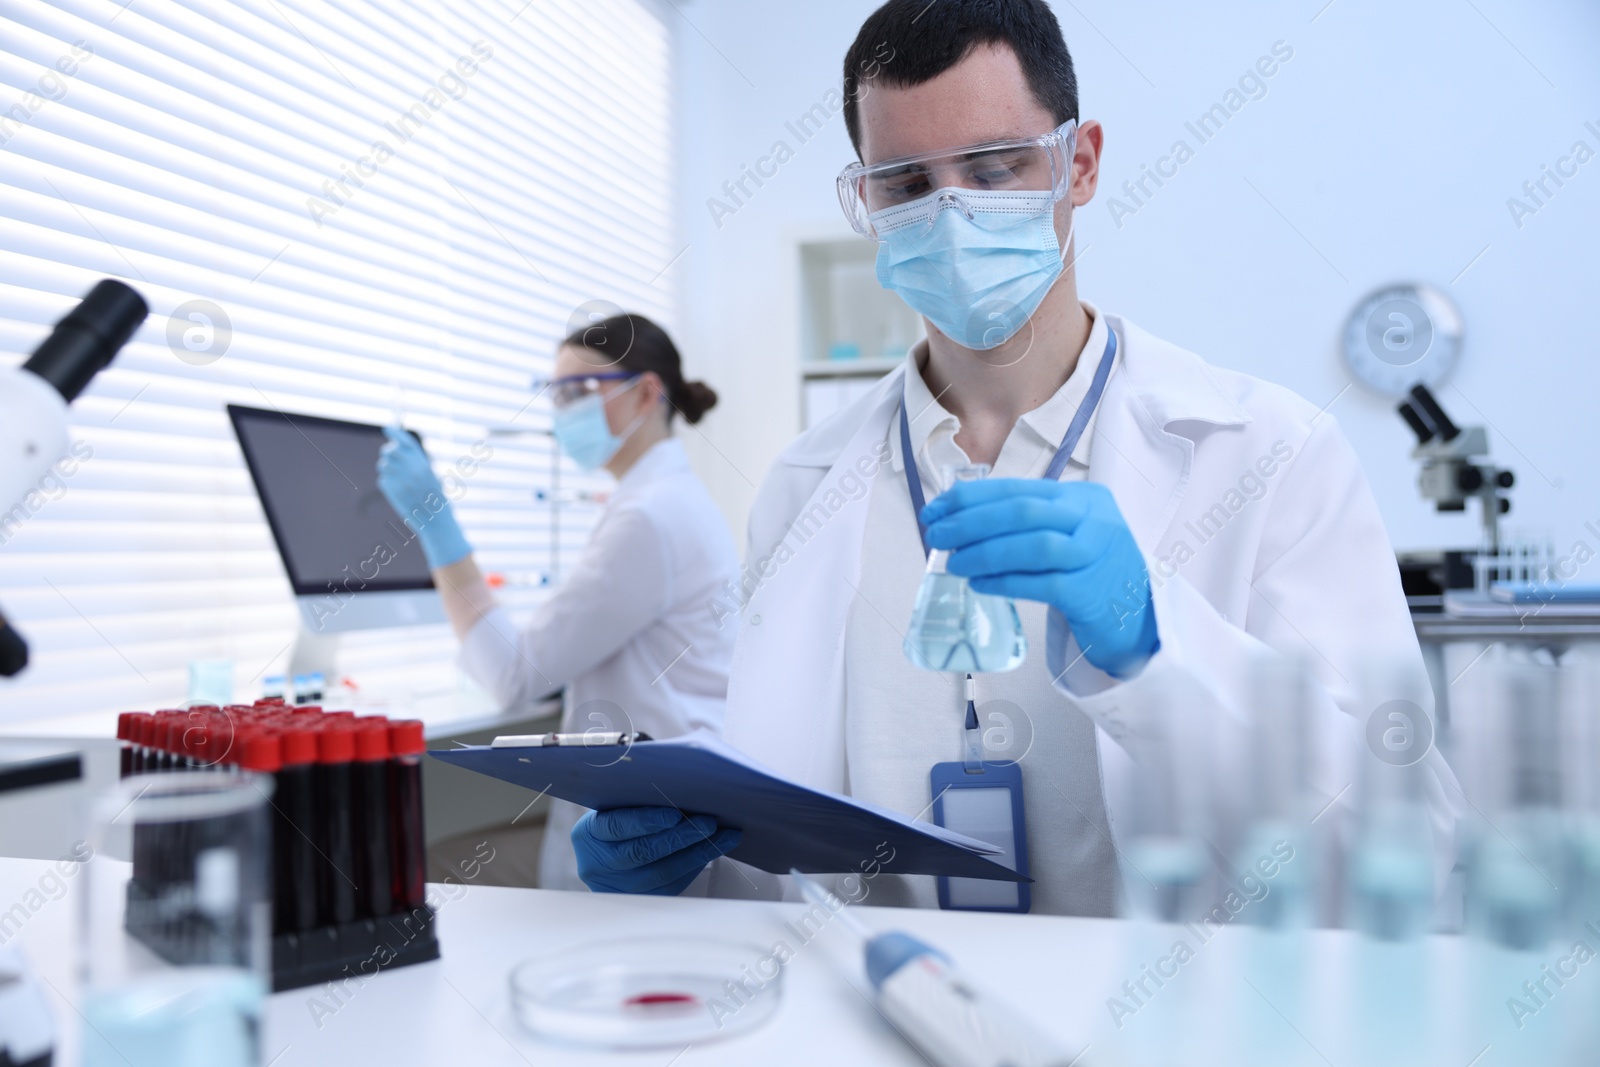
[{"left": 900, "top": 326, "right": 1118, "bottom": 556}]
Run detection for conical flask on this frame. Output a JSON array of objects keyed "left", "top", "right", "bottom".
[{"left": 902, "top": 464, "right": 1027, "bottom": 673}]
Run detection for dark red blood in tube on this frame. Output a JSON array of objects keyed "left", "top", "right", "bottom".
[
  {"left": 117, "top": 713, "right": 134, "bottom": 778},
  {"left": 315, "top": 724, "right": 358, "bottom": 926},
  {"left": 388, "top": 720, "right": 427, "bottom": 911},
  {"left": 129, "top": 713, "right": 150, "bottom": 774},
  {"left": 352, "top": 718, "right": 394, "bottom": 919},
  {"left": 275, "top": 728, "right": 320, "bottom": 934},
  {"left": 166, "top": 717, "right": 188, "bottom": 771}
]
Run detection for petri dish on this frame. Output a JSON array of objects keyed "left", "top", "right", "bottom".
[{"left": 509, "top": 936, "right": 781, "bottom": 1049}]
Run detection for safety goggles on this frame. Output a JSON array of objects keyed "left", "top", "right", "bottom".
[
  {"left": 837, "top": 119, "right": 1077, "bottom": 240},
  {"left": 532, "top": 371, "right": 639, "bottom": 408}
]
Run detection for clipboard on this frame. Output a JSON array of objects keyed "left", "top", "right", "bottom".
[{"left": 429, "top": 730, "right": 1028, "bottom": 883}]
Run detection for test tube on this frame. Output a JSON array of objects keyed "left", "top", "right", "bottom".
[
  {"left": 1238, "top": 656, "right": 1316, "bottom": 930},
  {"left": 1118, "top": 699, "right": 1211, "bottom": 923},
  {"left": 274, "top": 726, "right": 320, "bottom": 934},
  {"left": 389, "top": 720, "right": 427, "bottom": 912},
  {"left": 314, "top": 723, "right": 358, "bottom": 926},
  {"left": 159, "top": 714, "right": 181, "bottom": 771},
  {"left": 1461, "top": 658, "right": 1564, "bottom": 951},
  {"left": 116, "top": 713, "right": 134, "bottom": 778},
  {"left": 352, "top": 717, "right": 394, "bottom": 919},
  {"left": 1568, "top": 658, "right": 1600, "bottom": 934}
]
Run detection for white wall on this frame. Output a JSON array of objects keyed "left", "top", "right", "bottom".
[{"left": 669, "top": 0, "right": 1600, "bottom": 562}]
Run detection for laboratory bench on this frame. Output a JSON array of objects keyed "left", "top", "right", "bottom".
[{"left": 7, "top": 850, "right": 1585, "bottom": 1067}]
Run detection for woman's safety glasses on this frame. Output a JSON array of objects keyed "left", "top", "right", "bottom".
[
  {"left": 533, "top": 371, "right": 639, "bottom": 408},
  {"left": 836, "top": 119, "right": 1077, "bottom": 240}
]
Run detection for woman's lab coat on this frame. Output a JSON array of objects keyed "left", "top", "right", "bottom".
[
  {"left": 460, "top": 437, "right": 739, "bottom": 890},
  {"left": 703, "top": 311, "right": 1463, "bottom": 905}
]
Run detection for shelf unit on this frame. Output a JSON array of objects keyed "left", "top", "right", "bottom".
[
  {"left": 798, "top": 238, "right": 921, "bottom": 429},
  {"left": 800, "top": 357, "right": 904, "bottom": 379}
]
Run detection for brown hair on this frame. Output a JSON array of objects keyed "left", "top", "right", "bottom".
[{"left": 562, "top": 313, "right": 717, "bottom": 425}]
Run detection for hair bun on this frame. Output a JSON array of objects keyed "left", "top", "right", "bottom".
[{"left": 678, "top": 380, "right": 718, "bottom": 424}]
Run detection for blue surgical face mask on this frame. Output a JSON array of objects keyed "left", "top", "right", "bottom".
[
  {"left": 873, "top": 189, "right": 1073, "bottom": 351},
  {"left": 552, "top": 377, "right": 644, "bottom": 471}
]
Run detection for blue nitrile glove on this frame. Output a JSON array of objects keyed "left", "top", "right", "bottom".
[
  {"left": 376, "top": 425, "right": 472, "bottom": 569},
  {"left": 922, "top": 479, "right": 1160, "bottom": 678},
  {"left": 573, "top": 806, "right": 743, "bottom": 895}
]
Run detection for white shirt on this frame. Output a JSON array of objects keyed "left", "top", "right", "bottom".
[
  {"left": 459, "top": 437, "right": 740, "bottom": 889},
  {"left": 842, "top": 305, "right": 1122, "bottom": 915}
]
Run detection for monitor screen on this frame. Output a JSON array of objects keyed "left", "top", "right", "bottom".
[{"left": 227, "top": 405, "right": 435, "bottom": 596}]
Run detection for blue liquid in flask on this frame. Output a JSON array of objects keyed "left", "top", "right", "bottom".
[{"left": 903, "top": 465, "right": 1026, "bottom": 673}]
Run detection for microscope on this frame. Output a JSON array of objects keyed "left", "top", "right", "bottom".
[
  {"left": 1397, "top": 383, "right": 1515, "bottom": 551},
  {"left": 1395, "top": 383, "right": 1518, "bottom": 609},
  {"left": 0, "top": 279, "right": 144, "bottom": 1067},
  {"left": 0, "top": 279, "right": 148, "bottom": 677}
]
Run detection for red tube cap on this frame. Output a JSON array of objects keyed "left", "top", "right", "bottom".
[
  {"left": 279, "top": 728, "right": 318, "bottom": 766},
  {"left": 316, "top": 725, "right": 355, "bottom": 763},
  {"left": 165, "top": 718, "right": 186, "bottom": 756},
  {"left": 389, "top": 720, "right": 426, "bottom": 756},
  {"left": 354, "top": 720, "right": 390, "bottom": 762},
  {"left": 238, "top": 730, "right": 282, "bottom": 773}
]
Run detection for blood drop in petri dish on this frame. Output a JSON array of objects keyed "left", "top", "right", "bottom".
[{"left": 623, "top": 992, "right": 699, "bottom": 1012}]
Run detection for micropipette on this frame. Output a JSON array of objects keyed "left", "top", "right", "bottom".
[{"left": 788, "top": 869, "right": 1089, "bottom": 1067}]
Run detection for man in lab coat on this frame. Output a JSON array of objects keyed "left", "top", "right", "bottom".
[{"left": 571, "top": 0, "right": 1461, "bottom": 914}]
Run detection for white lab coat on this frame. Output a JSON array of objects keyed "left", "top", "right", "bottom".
[
  {"left": 703, "top": 311, "right": 1463, "bottom": 909},
  {"left": 461, "top": 438, "right": 739, "bottom": 889}
]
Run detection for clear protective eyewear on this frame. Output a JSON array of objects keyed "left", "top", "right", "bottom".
[
  {"left": 836, "top": 119, "right": 1078, "bottom": 241},
  {"left": 532, "top": 371, "right": 639, "bottom": 409}
]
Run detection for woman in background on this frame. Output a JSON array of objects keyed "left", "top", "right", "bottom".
[{"left": 377, "top": 313, "right": 739, "bottom": 890}]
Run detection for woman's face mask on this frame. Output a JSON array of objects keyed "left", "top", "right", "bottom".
[{"left": 551, "top": 376, "right": 646, "bottom": 470}]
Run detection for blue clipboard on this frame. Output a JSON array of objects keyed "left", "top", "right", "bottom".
[{"left": 429, "top": 731, "right": 1029, "bottom": 883}]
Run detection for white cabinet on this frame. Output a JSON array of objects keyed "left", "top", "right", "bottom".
[{"left": 799, "top": 238, "right": 920, "bottom": 429}]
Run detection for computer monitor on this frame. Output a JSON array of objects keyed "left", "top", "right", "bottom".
[{"left": 227, "top": 404, "right": 445, "bottom": 637}]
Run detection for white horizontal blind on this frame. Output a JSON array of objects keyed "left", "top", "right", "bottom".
[{"left": 0, "top": 0, "right": 676, "bottom": 724}]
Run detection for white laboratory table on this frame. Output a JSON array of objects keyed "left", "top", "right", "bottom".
[
  {"left": 6, "top": 854, "right": 1585, "bottom": 1067},
  {"left": 6, "top": 855, "right": 1105, "bottom": 1066}
]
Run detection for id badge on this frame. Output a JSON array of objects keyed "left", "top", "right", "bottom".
[{"left": 930, "top": 760, "right": 1031, "bottom": 913}]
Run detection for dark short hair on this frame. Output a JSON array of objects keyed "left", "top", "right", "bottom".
[
  {"left": 842, "top": 0, "right": 1079, "bottom": 157},
  {"left": 561, "top": 313, "right": 718, "bottom": 425}
]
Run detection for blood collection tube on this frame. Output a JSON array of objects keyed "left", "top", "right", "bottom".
[
  {"left": 126, "top": 714, "right": 143, "bottom": 775},
  {"left": 315, "top": 722, "right": 358, "bottom": 926},
  {"left": 352, "top": 718, "right": 394, "bottom": 919},
  {"left": 129, "top": 712, "right": 152, "bottom": 775},
  {"left": 275, "top": 726, "right": 320, "bottom": 933},
  {"left": 233, "top": 729, "right": 283, "bottom": 938},
  {"left": 116, "top": 713, "right": 134, "bottom": 778},
  {"left": 141, "top": 713, "right": 160, "bottom": 772},
  {"left": 160, "top": 716, "right": 182, "bottom": 767},
  {"left": 388, "top": 720, "right": 427, "bottom": 911},
  {"left": 144, "top": 713, "right": 163, "bottom": 771}
]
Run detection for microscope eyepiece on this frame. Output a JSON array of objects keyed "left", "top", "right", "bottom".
[
  {"left": 0, "top": 614, "right": 26, "bottom": 677},
  {"left": 21, "top": 279, "right": 149, "bottom": 403},
  {"left": 1407, "top": 384, "right": 1460, "bottom": 443},
  {"left": 1397, "top": 401, "right": 1435, "bottom": 445}
]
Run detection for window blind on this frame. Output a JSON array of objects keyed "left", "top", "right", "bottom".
[{"left": 0, "top": 0, "right": 675, "bottom": 725}]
